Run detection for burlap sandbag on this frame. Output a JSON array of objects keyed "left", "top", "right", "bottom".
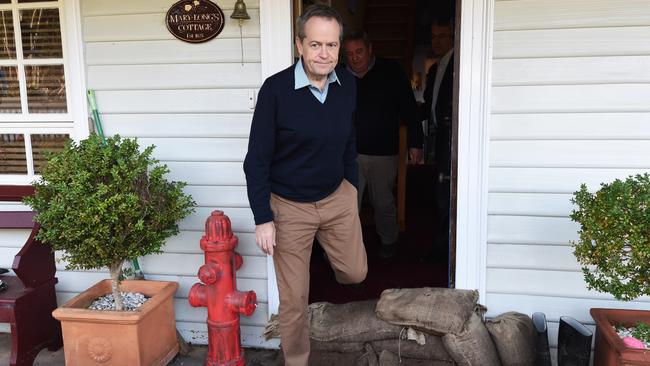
[
  {"left": 371, "top": 333, "right": 453, "bottom": 361},
  {"left": 442, "top": 313, "right": 502, "bottom": 366},
  {"left": 376, "top": 288, "right": 479, "bottom": 335},
  {"left": 379, "top": 350, "right": 455, "bottom": 366},
  {"left": 310, "top": 300, "right": 403, "bottom": 342},
  {"left": 485, "top": 312, "right": 535, "bottom": 366},
  {"left": 310, "top": 339, "right": 366, "bottom": 353},
  {"left": 308, "top": 351, "right": 364, "bottom": 366}
]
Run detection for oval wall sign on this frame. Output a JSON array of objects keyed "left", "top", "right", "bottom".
[{"left": 166, "top": 0, "right": 225, "bottom": 43}]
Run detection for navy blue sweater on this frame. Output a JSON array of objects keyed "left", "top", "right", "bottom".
[{"left": 244, "top": 64, "right": 358, "bottom": 225}]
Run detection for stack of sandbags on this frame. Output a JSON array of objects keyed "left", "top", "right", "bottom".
[
  {"left": 375, "top": 288, "right": 537, "bottom": 366},
  {"left": 264, "top": 289, "right": 536, "bottom": 366},
  {"left": 376, "top": 287, "right": 498, "bottom": 366},
  {"left": 308, "top": 299, "right": 455, "bottom": 364}
]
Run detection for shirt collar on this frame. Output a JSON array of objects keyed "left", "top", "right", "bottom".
[{"left": 294, "top": 59, "right": 340, "bottom": 90}]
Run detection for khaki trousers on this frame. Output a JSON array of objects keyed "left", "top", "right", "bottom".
[{"left": 270, "top": 180, "right": 368, "bottom": 366}]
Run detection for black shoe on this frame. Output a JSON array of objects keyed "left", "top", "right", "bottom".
[{"left": 379, "top": 243, "right": 396, "bottom": 258}]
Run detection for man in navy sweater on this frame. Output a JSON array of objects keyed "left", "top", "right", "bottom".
[{"left": 243, "top": 5, "right": 367, "bottom": 366}]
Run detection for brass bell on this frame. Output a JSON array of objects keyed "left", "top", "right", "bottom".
[{"left": 230, "top": 0, "right": 251, "bottom": 20}]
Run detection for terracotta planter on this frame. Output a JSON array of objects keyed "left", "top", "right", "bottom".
[
  {"left": 53, "top": 279, "right": 179, "bottom": 366},
  {"left": 591, "top": 308, "right": 650, "bottom": 366}
]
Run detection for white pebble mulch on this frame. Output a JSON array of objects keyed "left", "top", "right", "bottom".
[{"left": 88, "top": 292, "right": 150, "bottom": 311}]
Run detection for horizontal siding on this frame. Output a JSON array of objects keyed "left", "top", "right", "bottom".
[
  {"left": 95, "top": 90, "right": 256, "bottom": 114},
  {"left": 86, "top": 38, "right": 261, "bottom": 65},
  {"left": 82, "top": 0, "right": 260, "bottom": 16},
  {"left": 488, "top": 215, "right": 578, "bottom": 245},
  {"left": 488, "top": 192, "right": 573, "bottom": 217},
  {"left": 491, "top": 113, "right": 650, "bottom": 140},
  {"left": 493, "top": 56, "right": 650, "bottom": 86},
  {"left": 84, "top": 11, "right": 261, "bottom": 42},
  {"left": 486, "top": 293, "right": 650, "bottom": 326},
  {"left": 492, "top": 84, "right": 650, "bottom": 113},
  {"left": 495, "top": 0, "right": 650, "bottom": 31},
  {"left": 163, "top": 231, "right": 261, "bottom": 257},
  {"left": 0, "top": 246, "right": 20, "bottom": 269},
  {"left": 138, "top": 137, "right": 248, "bottom": 162},
  {"left": 490, "top": 140, "right": 650, "bottom": 168},
  {"left": 489, "top": 167, "right": 650, "bottom": 193},
  {"left": 184, "top": 186, "right": 249, "bottom": 207},
  {"left": 0, "top": 229, "right": 30, "bottom": 248},
  {"left": 87, "top": 63, "right": 262, "bottom": 90},
  {"left": 487, "top": 268, "right": 650, "bottom": 302},
  {"left": 488, "top": 1, "right": 650, "bottom": 338},
  {"left": 101, "top": 114, "right": 253, "bottom": 138},
  {"left": 177, "top": 322, "right": 279, "bottom": 348},
  {"left": 165, "top": 162, "right": 245, "bottom": 185},
  {"left": 494, "top": 26, "right": 650, "bottom": 58},
  {"left": 487, "top": 244, "right": 578, "bottom": 272},
  {"left": 180, "top": 207, "right": 255, "bottom": 233}
]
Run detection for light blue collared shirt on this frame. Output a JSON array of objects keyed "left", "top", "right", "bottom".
[{"left": 294, "top": 59, "right": 340, "bottom": 104}]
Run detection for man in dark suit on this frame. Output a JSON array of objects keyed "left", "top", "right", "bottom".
[{"left": 421, "top": 18, "right": 454, "bottom": 262}]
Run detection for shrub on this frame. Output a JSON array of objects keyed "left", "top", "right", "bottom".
[
  {"left": 570, "top": 173, "right": 650, "bottom": 301},
  {"left": 24, "top": 133, "right": 195, "bottom": 310}
]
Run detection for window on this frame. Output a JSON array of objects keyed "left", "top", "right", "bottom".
[{"left": 0, "top": 0, "right": 83, "bottom": 183}]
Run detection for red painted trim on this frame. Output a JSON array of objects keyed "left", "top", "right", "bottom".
[
  {"left": 0, "top": 185, "right": 35, "bottom": 202},
  {"left": 0, "top": 211, "right": 37, "bottom": 229}
]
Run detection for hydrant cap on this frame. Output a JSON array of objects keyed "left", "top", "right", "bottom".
[{"left": 205, "top": 210, "right": 234, "bottom": 243}]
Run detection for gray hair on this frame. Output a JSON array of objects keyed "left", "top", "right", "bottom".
[{"left": 296, "top": 4, "right": 344, "bottom": 41}]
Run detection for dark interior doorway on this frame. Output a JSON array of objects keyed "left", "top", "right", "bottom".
[{"left": 307, "top": 0, "right": 458, "bottom": 304}]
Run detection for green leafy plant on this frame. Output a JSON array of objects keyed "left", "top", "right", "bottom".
[
  {"left": 570, "top": 173, "right": 650, "bottom": 301},
  {"left": 23, "top": 134, "right": 195, "bottom": 310}
]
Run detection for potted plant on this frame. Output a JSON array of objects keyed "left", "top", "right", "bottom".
[
  {"left": 570, "top": 173, "right": 650, "bottom": 365},
  {"left": 24, "top": 133, "right": 195, "bottom": 366}
]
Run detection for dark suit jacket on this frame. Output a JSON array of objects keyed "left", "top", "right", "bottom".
[{"left": 420, "top": 50, "right": 454, "bottom": 175}]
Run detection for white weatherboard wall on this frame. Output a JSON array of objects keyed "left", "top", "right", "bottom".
[
  {"left": 76, "top": 0, "right": 275, "bottom": 347},
  {"left": 486, "top": 0, "right": 650, "bottom": 359}
]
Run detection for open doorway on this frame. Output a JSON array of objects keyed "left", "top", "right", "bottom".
[{"left": 293, "top": 0, "right": 460, "bottom": 304}]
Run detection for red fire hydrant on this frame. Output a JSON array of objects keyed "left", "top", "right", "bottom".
[{"left": 189, "top": 210, "right": 257, "bottom": 366}]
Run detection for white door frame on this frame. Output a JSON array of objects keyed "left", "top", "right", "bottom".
[
  {"left": 259, "top": 0, "right": 293, "bottom": 317},
  {"left": 259, "top": 0, "right": 494, "bottom": 314},
  {"left": 454, "top": 0, "right": 493, "bottom": 302}
]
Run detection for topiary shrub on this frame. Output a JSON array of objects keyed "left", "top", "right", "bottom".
[
  {"left": 570, "top": 173, "right": 650, "bottom": 301},
  {"left": 23, "top": 133, "right": 195, "bottom": 310}
]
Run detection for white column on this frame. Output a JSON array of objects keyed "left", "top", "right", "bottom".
[
  {"left": 259, "top": 0, "right": 293, "bottom": 317},
  {"left": 454, "top": 0, "right": 494, "bottom": 302}
]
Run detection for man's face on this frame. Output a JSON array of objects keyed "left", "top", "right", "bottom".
[
  {"left": 430, "top": 24, "right": 453, "bottom": 57},
  {"left": 344, "top": 39, "right": 372, "bottom": 76},
  {"left": 295, "top": 16, "right": 341, "bottom": 81}
]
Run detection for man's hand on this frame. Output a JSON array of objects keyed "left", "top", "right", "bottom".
[
  {"left": 255, "top": 221, "right": 276, "bottom": 256},
  {"left": 409, "top": 148, "right": 424, "bottom": 164}
]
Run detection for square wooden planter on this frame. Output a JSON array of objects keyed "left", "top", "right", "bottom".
[
  {"left": 591, "top": 308, "right": 650, "bottom": 366},
  {"left": 53, "top": 279, "right": 179, "bottom": 366}
]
